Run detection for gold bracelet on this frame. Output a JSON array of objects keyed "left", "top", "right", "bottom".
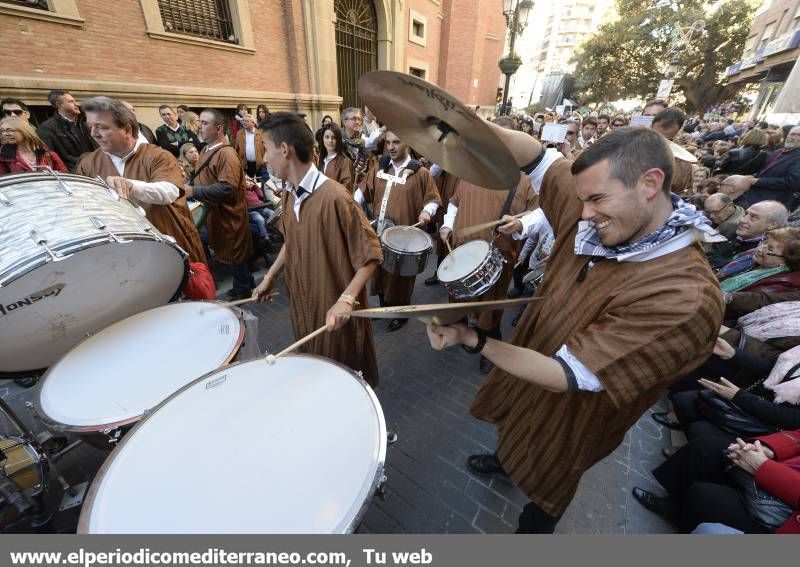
[{"left": 339, "top": 293, "right": 360, "bottom": 307}]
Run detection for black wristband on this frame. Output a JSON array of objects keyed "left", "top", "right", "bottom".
[{"left": 462, "top": 327, "right": 488, "bottom": 355}]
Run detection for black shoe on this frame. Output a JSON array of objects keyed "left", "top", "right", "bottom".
[
  {"left": 507, "top": 288, "right": 523, "bottom": 299},
  {"left": 424, "top": 275, "right": 440, "bottom": 285},
  {"left": 651, "top": 411, "right": 685, "bottom": 431},
  {"left": 466, "top": 453, "right": 508, "bottom": 478},
  {"left": 631, "top": 487, "right": 677, "bottom": 518},
  {"left": 479, "top": 356, "right": 494, "bottom": 374},
  {"left": 386, "top": 318, "right": 408, "bottom": 332}
]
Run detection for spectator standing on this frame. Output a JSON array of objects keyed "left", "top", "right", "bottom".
[
  {"left": 0, "top": 117, "right": 67, "bottom": 174},
  {"left": 37, "top": 89, "right": 97, "bottom": 171},
  {"left": 234, "top": 114, "right": 265, "bottom": 178},
  {"left": 1, "top": 98, "right": 31, "bottom": 124},
  {"left": 155, "top": 105, "right": 198, "bottom": 158}
]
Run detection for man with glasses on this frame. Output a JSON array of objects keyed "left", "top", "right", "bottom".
[
  {"left": 1, "top": 98, "right": 31, "bottom": 123},
  {"left": 706, "top": 200, "right": 788, "bottom": 269},
  {"left": 37, "top": 89, "right": 97, "bottom": 172},
  {"left": 703, "top": 193, "right": 743, "bottom": 240}
]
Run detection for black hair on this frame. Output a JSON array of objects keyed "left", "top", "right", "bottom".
[{"left": 259, "top": 112, "right": 314, "bottom": 163}]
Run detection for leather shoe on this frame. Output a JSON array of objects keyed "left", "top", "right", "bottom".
[
  {"left": 479, "top": 356, "right": 494, "bottom": 374},
  {"left": 650, "top": 411, "right": 686, "bottom": 431},
  {"left": 466, "top": 453, "right": 508, "bottom": 478},
  {"left": 631, "top": 487, "right": 677, "bottom": 518},
  {"left": 386, "top": 318, "right": 408, "bottom": 332},
  {"left": 424, "top": 275, "right": 440, "bottom": 285}
]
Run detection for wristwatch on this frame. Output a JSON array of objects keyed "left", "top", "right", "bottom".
[{"left": 461, "top": 326, "right": 488, "bottom": 355}]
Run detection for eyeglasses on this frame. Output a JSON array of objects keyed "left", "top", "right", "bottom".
[
  {"left": 566, "top": 131, "right": 577, "bottom": 136},
  {"left": 704, "top": 203, "right": 731, "bottom": 216},
  {"left": 0, "top": 129, "right": 18, "bottom": 135},
  {"left": 756, "top": 240, "right": 785, "bottom": 258},
  {"left": 2, "top": 109, "right": 24, "bottom": 117},
  {"left": 345, "top": 116, "right": 362, "bottom": 122}
]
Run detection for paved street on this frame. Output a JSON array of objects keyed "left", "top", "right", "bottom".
[{"left": 1, "top": 255, "right": 676, "bottom": 534}]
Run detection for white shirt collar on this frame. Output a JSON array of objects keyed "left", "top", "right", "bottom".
[
  {"left": 391, "top": 154, "right": 412, "bottom": 174},
  {"left": 204, "top": 141, "right": 225, "bottom": 153},
  {"left": 105, "top": 139, "right": 143, "bottom": 176},
  {"left": 288, "top": 163, "right": 330, "bottom": 221},
  {"left": 165, "top": 122, "right": 181, "bottom": 132}
]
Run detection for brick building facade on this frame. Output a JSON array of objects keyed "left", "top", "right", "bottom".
[{"left": 0, "top": 0, "right": 506, "bottom": 130}]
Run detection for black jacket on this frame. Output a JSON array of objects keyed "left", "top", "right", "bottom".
[
  {"left": 739, "top": 147, "right": 800, "bottom": 208},
  {"left": 716, "top": 146, "right": 768, "bottom": 176},
  {"left": 36, "top": 113, "right": 97, "bottom": 172}
]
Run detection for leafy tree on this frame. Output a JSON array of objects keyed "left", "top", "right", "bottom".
[{"left": 571, "top": 0, "right": 757, "bottom": 112}]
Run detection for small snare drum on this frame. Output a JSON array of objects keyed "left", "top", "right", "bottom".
[
  {"left": 437, "top": 240, "right": 505, "bottom": 299},
  {"left": 380, "top": 225, "right": 432, "bottom": 277}
]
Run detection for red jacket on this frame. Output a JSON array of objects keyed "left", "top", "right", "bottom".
[
  {"left": 740, "top": 270, "right": 800, "bottom": 294},
  {"left": 0, "top": 144, "right": 68, "bottom": 174},
  {"left": 754, "top": 429, "right": 800, "bottom": 534}
]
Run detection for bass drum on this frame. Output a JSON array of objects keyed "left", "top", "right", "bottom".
[
  {"left": 79, "top": 355, "right": 387, "bottom": 533},
  {"left": 0, "top": 172, "right": 187, "bottom": 374}
]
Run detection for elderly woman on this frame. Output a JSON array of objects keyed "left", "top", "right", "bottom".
[
  {"left": 0, "top": 116, "right": 67, "bottom": 174},
  {"left": 715, "top": 128, "right": 768, "bottom": 175},
  {"left": 718, "top": 227, "right": 800, "bottom": 294}
]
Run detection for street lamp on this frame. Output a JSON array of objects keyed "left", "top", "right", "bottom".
[{"left": 499, "top": 0, "right": 533, "bottom": 115}]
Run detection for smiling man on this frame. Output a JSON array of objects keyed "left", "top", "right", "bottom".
[{"left": 426, "top": 128, "right": 724, "bottom": 533}]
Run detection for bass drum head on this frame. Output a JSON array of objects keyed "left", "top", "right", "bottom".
[
  {"left": 36, "top": 302, "right": 244, "bottom": 434},
  {"left": 380, "top": 225, "right": 432, "bottom": 253},
  {"left": 79, "top": 355, "right": 387, "bottom": 534},
  {"left": 0, "top": 241, "right": 186, "bottom": 374},
  {"left": 437, "top": 240, "right": 491, "bottom": 282}
]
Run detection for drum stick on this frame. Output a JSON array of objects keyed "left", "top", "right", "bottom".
[
  {"left": 211, "top": 292, "right": 279, "bottom": 311},
  {"left": 267, "top": 324, "right": 328, "bottom": 364},
  {"left": 445, "top": 238, "right": 453, "bottom": 255},
  {"left": 457, "top": 211, "right": 531, "bottom": 239}
]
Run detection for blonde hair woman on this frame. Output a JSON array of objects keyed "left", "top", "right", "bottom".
[
  {"left": 0, "top": 116, "right": 67, "bottom": 174},
  {"left": 178, "top": 142, "right": 200, "bottom": 181}
]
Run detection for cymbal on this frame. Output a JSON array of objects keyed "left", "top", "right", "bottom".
[
  {"left": 668, "top": 141, "right": 698, "bottom": 164},
  {"left": 358, "top": 71, "right": 520, "bottom": 190},
  {"left": 350, "top": 297, "right": 540, "bottom": 326}
]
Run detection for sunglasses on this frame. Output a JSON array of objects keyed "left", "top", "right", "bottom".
[{"left": 2, "top": 109, "right": 25, "bottom": 117}]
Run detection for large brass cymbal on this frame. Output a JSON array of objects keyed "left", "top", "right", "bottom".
[
  {"left": 358, "top": 71, "right": 520, "bottom": 189},
  {"left": 350, "top": 297, "right": 540, "bottom": 326}
]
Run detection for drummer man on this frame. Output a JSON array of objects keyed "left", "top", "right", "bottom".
[
  {"left": 75, "top": 96, "right": 206, "bottom": 266},
  {"left": 355, "top": 131, "right": 441, "bottom": 332},
  {"left": 426, "top": 127, "right": 723, "bottom": 532},
  {"left": 252, "top": 112, "right": 382, "bottom": 388}
]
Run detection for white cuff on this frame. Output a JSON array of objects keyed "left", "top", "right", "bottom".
[
  {"left": 442, "top": 203, "right": 457, "bottom": 230},
  {"left": 130, "top": 180, "right": 180, "bottom": 205},
  {"left": 555, "top": 344, "right": 604, "bottom": 392},
  {"left": 423, "top": 202, "right": 439, "bottom": 217},
  {"left": 513, "top": 208, "right": 546, "bottom": 240},
  {"left": 430, "top": 164, "right": 442, "bottom": 178},
  {"left": 353, "top": 188, "right": 365, "bottom": 205}
]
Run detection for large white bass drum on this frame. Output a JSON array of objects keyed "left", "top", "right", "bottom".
[{"left": 0, "top": 172, "right": 187, "bottom": 373}]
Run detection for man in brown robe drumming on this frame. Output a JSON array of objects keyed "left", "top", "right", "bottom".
[
  {"left": 185, "top": 109, "right": 253, "bottom": 300},
  {"left": 423, "top": 166, "right": 460, "bottom": 286},
  {"left": 251, "top": 112, "right": 382, "bottom": 388},
  {"left": 438, "top": 172, "right": 537, "bottom": 374},
  {"left": 426, "top": 128, "right": 724, "bottom": 533},
  {"left": 355, "top": 131, "right": 441, "bottom": 332},
  {"left": 75, "top": 96, "right": 206, "bottom": 267}
]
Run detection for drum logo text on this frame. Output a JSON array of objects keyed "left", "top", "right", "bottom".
[
  {"left": 206, "top": 374, "right": 227, "bottom": 390},
  {"left": 0, "top": 284, "right": 65, "bottom": 317}
]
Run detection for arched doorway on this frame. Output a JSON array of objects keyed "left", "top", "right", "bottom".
[{"left": 334, "top": 0, "right": 378, "bottom": 109}]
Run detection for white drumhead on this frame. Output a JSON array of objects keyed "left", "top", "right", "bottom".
[
  {"left": 36, "top": 302, "right": 243, "bottom": 432},
  {"left": 79, "top": 356, "right": 386, "bottom": 534},
  {"left": 437, "top": 240, "right": 491, "bottom": 282},
  {"left": 381, "top": 226, "right": 432, "bottom": 253},
  {"left": 0, "top": 241, "right": 186, "bottom": 372}
]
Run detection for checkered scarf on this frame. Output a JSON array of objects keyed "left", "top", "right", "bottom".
[{"left": 574, "top": 194, "right": 717, "bottom": 258}]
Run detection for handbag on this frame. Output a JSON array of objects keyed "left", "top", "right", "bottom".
[
  {"left": 183, "top": 262, "right": 217, "bottom": 300},
  {"left": 727, "top": 467, "right": 793, "bottom": 531},
  {"left": 696, "top": 388, "right": 777, "bottom": 437}
]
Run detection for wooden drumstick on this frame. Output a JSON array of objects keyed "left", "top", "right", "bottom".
[
  {"left": 444, "top": 233, "right": 453, "bottom": 255},
  {"left": 267, "top": 324, "right": 328, "bottom": 364},
  {"left": 457, "top": 211, "right": 532, "bottom": 239},
  {"left": 216, "top": 292, "right": 278, "bottom": 309}
]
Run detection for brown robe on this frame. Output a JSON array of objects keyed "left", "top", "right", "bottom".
[
  {"left": 469, "top": 159, "right": 724, "bottom": 516},
  {"left": 362, "top": 161, "right": 441, "bottom": 304},
  {"left": 75, "top": 144, "right": 206, "bottom": 265},
  {"left": 449, "top": 173, "right": 537, "bottom": 330},
  {"left": 433, "top": 170, "right": 460, "bottom": 260},
  {"left": 280, "top": 179, "right": 382, "bottom": 387},
  {"left": 234, "top": 128, "right": 265, "bottom": 171},
  {"left": 321, "top": 153, "right": 353, "bottom": 193},
  {"left": 193, "top": 145, "right": 252, "bottom": 264}
]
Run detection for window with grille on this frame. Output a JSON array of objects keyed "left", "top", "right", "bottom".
[
  {"left": 157, "top": 0, "right": 237, "bottom": 44},
  {"left": 3, "top": 0, "right": 50, "bottom": 10}
]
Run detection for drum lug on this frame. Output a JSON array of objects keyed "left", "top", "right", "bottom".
[
  {"left": 101, "top": 428, "right": 122, "bottom": 444},
  {"left": 30, "top": 229, "right": 73, "bottom": 262},
  {"left": 138, "top": 221, "right": 163, "bottom": 242},
  {"left": 376, "top": 474, "right": 388, "bottom": 501},
  {"left": 0, "top": 190, "right": 12, "bottom": 206},
  {"left": 89, "top": 216, "right": 132, "bottom": 244},
  {"left": 94, "top": 175, "right": 119, "bottom": 201},
  {"left": 46, "top": 169, "right": 74, "bottom": 196}
]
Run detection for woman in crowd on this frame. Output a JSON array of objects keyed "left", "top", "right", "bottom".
[
  {"left": 691, "top": 166, "right": 710, "bottom": 193},
  {"left": 718, "top": 228, "right": 800, "bottom": 294},
  {"left": 715, "top": 128, "right": 768, "bottom": 175},
  {"left": 256, "top": 104, "right": 270, "bottom": 125},
  {"left": 321, "top": 114, "right": 333, "bottom": 127},
  {"left": 0, "top": 116, "right": 67, "bottom": 174},
  {"left": 178, "top": 142, "right": 200, "bottom": 181},
  {"left": 766, "top": 129, "right": 784, "bottom": 150},
  {"left": 315, "top": 122, "right": 353, "bottom": 192}
]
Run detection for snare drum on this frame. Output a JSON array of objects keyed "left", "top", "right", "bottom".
[
  {"left": 380, "top": 225, "right": 432, "bottom": 277},
  {"left": 35, "top": 302, "right": 244, "bottom": 447},
  {"left": 78, "top": 355, "right": 387, "bottom": 533},
  {"left": 437, "top": 240, "right": 505, "bottom": 299},
  {"left": 0, "top": 172, "right": 187, "bottom": 373},
  {"left": 0, "top": 436, "right": 46, "bottom": 526}
]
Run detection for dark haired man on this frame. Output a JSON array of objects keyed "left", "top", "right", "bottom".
[
  {"left": 37, "top": 89, "right": 96, "bottom": 171},
  {"left": 1, "top": 98, "right": 31, "bottom": 123},
  {"left": 426, "top": 127, "right": 723, "bottom": 533},
  {"left": 577, "top": 117, "right": 597, "bottom": 149},
  {"left": 596, "top": 114, "right": 611, "bottom": 137},
  {"left": 185, "top": 109, "right": 253, "bottom": 299},
  {"left": 643, "top": 98, "right": 667, "bottom": 116},
  {"left": 252, "top": 112, "right": 382, "bottom": 387},
  {"left": 652, "top": 107, "right": 686, "bottom": 141}
]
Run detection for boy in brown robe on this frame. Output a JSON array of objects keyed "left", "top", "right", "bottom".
[
  {"left": 426, "top": 128, "right": 724, "bottom": 532},
  {"left": 75, "top": 97, "right": 205, "bottom": 266},
  {"left": 252, "top": 113, "right": 382, "bottom": 387},
  {"left": 356, "top": 131, "right": 441, "bottom": 332}
]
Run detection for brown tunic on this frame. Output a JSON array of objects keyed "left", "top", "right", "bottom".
[
  {"left": 193, "top": 145, "right": 252, "bottom": 264},
  {"left": 75, "top": 145, "right": 206, "bottom": 265},
  {"left": 234, "top": 129, "right": 265, "bottom": 171},
  {"left": 322, "top": 153, "right": 353, "bottom": 193},
  {"left": 469, "top": 159, "right": 724, "bottom": 516},
  {"left": 280, "top": 179, "right": 383, "bottom": 387},
  {"left": 362, "top": 162, "right": 441, "bottom": 304},
  {"left": 449, "top": 173, "right": 537, "bottom": 330}
]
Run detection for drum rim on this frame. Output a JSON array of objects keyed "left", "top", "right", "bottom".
[
  {"left": 0, "top": 172, "right": 106, "bottom": 188},
  {"left": 0, "top": 435, "right": 47, "bottom": 497},
  {"left": 77, "top": 354, "right": 387, "bottom": 534},
  {"left": 380, "top": 225, "right": 433, "bottom": 253},
  {"left": 33, "top": 301, "right": 245, "bottom": 436},
  {"left": 437, "top": 239, "right": 498, "bottom": 283}
]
